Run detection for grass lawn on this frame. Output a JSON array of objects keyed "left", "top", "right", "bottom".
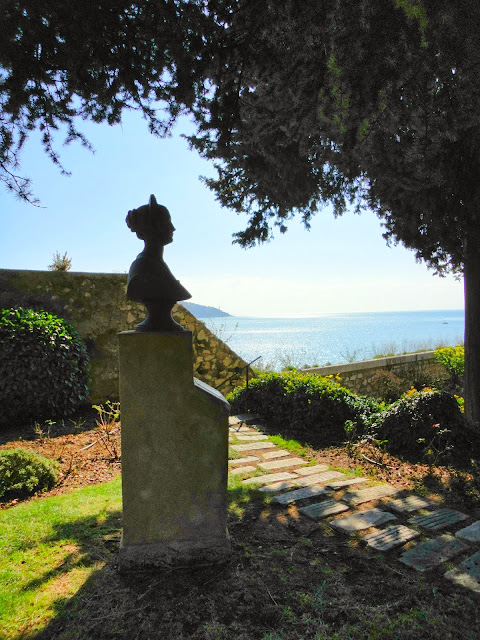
[{"left": 0, "top": 478, "right": 122, "bottom": 639}]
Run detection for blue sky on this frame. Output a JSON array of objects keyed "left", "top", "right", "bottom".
[{"left": 0, "top": 110, "right": 464, "bottom": 317}]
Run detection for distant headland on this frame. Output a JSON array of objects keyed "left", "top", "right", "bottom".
[{"left": 182, "top": 302, "right": 231, "bottom": 318}]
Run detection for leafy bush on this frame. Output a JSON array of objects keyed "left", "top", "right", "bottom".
[
  {"left": 0, "top": 308, "right": 89, "bottom": 427},
  {"left": 372, "top": 389, "right": 477, "bottom": 461},
  {"left": 0, "top": 448, "right": 60, "bottom": 499},
  {"left": 227, "top": 371, "right": 381, "bottom": 447},
  {"left": 435, "top": 345, "right": 464, "bottom": 391}
]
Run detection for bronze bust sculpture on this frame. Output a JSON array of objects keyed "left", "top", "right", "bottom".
[{"left": 126, "top": 195, "right": 191, "bottom": 332}]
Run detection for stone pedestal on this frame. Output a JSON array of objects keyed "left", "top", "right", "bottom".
[{"left": 118, "top": 330, "right": 230, "bottom": 570}]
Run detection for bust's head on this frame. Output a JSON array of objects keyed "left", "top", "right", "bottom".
[{"left": 126, "top": 195, "right": 175, "bottom": 245}]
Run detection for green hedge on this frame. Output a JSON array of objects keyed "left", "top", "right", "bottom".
[
  {"left": 0, "top": 308, "right": 89, "bottom": 428},
  {"left": 372, "top": 389, "right": 478, "bottom": 461},
  {"left": 227, "top": 371, "right": 380, "bottom": 447}
]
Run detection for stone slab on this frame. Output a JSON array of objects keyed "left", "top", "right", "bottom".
[
  {"left": 444, "top": 551, "right": 480, "bottom": 594},
  {"left": 259, "top": 480, "right": 299, "bottom": 493},
  {"left": 229, "top": 414, "right": 261, "bottom": 425},
  {"left": 341, "top": 485, "right": 398, "bottom": 506},
  {"left": 300, "top": 500, "right": 350, "bottom": 520},
  {"left": 294, "top": 464, "right": 330, "bottom": 476},
  {"left": 259, "top": 457, "right": 308, "bottom": 471},
  {"left": 408, "top": 509, "right": 469, "bottom": 531},
  {"left": 229, "top": 465, "right": 257, "bottom": 476},
  {"left": 399, "top": 534, "right": 468, "bottom": 572},
  {"left": 455, "top": 520, "right": 480, "bottom": 543},
  {"left": 235, "top": 434, "right": 270, "bottom": 441},
  {"left": 229, "top": 425, "right": 255, "bottom": 433},
  {"left": 272, "top": 485, "right": 333, "bottom": 505},
  {"left": 242, "top": 472, "right": 297, "bottom": 486},
  {"left": 330, "top": 508, "right": 397, "bottom": 533},
  {"left": 363, "top": 525, "right": 420, "bottom": 551},
  {"left": 326, "top": 477, "right": 369, "bottom": 490},
  {"left": 388, "top": 495, "right": 436, "bottom": 513},
  {"left": 261, "top": 449, "right": 291, "bottom": 460},
  {"left": 228, "top": 456, "right": 259, "bottom": 465},
  {"left": 231, "top": 441, "right": 276, "bottom": 452},
  {"left": 293, "top": 471, "right": 346, "bottom": 487}
]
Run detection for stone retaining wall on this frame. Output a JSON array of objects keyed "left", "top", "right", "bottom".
[
  {"left": 0, "top": 269, "right": 248, "bottom": 402},
  {"left": 302, "top": 352, "right": 449, "bottom": 399}
]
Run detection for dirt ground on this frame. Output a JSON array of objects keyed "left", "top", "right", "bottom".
[{"left": 2, "top": 412, "right": 480, "bottom": 638}]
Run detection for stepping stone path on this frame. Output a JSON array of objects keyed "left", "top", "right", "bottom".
[
  {"left": 228, "top": 415, "right": 480, "bottom": 594},
  {"left": 259, "top": 457, "right": 308, "bottom": 471},
  {"left": 445, "top": 550, "right": 480, "bottom": 594},
  {"left": 300, "top": 500, "right": 350, "bottom": 520},
  {"left": 262, "top": 449, "right": 291, "bottom": 460},
  {"left": 388, "top": 495, "right": 435, "bottom": 513},
  {"left": 242, "top": 472, "right": 297, "bottom": 486},
  {"left": 325, "top": 477, "right": 368, "bottom": 489},
  {"left": 408, "top": 508, "right": 469, "bottom": 531},
  {"left": 229, "top": 465, "right": 257, "bottom": 476},
  {"left": 231, "top": 441, "right": 276, "bottom": 452},
  {"left": 294, "top": 464, "right": 329, "bottom": 476},
  {"left": 455, "top": 521, "right": 480, "bottom": 543},
  {"left": 399, "top": 535, "right": 468, "bottom": 572},
  {"left": 293, "top": 471, "right": 345, "bottom": 487},
  {"left": 330, "top": 508, "right": 397, "bottom": 533},
  {"left": 272, "top": 485, "right": 332, "bottom": 505},
  {"left": 341, "top": 484, "right": 398, "bottom": 506},
  {"left": 363, "top": 525, "right": 420, "bottom": 551},
  {"left": 229, "top": 456, "right": 259, "bottom": 465}
]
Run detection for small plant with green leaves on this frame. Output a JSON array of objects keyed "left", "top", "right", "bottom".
[
  {"left": 0, "top": 448, "right": 60, "bottom": 499},
  {"left": 48, "top": 250, "right": 72, "bottom": 271},
  {"left": 417, "top": 423, "right": 454, "bottom": 472},
  {"left": 0, "top": 307, "right": 89, "bottom": 428}
]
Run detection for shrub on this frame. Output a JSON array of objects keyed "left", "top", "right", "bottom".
[
  {"left": 0, "top": 308, "right": 89, "bottom": 427},
  {"left": 435, "top": 344, "right": 464, "bottom": 391},
  {"left": 0, "top": 448, "right": 60, "bottom": 499},
  {"left": 227, "top": 371, "right": 381, "bottom": 447},
  {"left": 372, "top": 388, "right": 478, "bottom": 461}
]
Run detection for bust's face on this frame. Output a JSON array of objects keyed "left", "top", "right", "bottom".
[{"left": 145, "top": 207, "right": 175, "bottom": 245}]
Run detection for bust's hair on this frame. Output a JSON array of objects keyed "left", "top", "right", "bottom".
[{"left": 126, "top": 199, "right": 170, "bottom": 240}]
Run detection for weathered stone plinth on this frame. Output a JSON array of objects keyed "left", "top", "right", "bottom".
[{"left": 118, "top": 330, "right": 230, "bottom": 570}]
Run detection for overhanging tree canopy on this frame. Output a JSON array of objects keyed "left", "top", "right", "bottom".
[
  {"left": 0, "top": 0, "right": 215, "bottom": 198},
  {"left": 2, "top": 1, "right": 480, "bottom": 422}
]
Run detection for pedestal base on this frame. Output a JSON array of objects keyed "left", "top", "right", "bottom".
[
  {"left": 118, "top": 330, "right": 230, "bottom": 571},
  {"left": 118, "top": 535, "right": 231, "bottom": 571}
]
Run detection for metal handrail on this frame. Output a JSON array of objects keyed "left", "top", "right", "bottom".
[{"left": 215, "top": 356, "right": 262, "bottom": 391}]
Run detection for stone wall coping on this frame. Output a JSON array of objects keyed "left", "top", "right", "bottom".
[
  {"left": 302, "top": 351, "right": 437, "bottom": 376},
  {"left": 1, "top": 268, "right": 127, "bottom": 279}
]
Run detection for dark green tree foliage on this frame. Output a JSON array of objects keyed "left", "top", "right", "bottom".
[
  {"left": 0, "top": 0, "right": 214, "bottom": 199},
  {"left": 188, "top": 1, "right": 480, "bottom": 423},
  {"left": 0, "top": 308, "right": 89, "bottom": 427},
  {"left": 0, "top": 447, "right": 60, "bottom": 499}
]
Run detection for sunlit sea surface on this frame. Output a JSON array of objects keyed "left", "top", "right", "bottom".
[{"left": 203, "top": 310, "right": 464, "bottom": 370}]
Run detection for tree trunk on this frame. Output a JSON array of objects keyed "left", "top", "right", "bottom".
[{"left": 463, "top": 227, "right": 480, "bottom": 427}]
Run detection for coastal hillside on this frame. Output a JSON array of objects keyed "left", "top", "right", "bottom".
[{"left": 182, "top": 302, "right": 231, "bottom": 318}]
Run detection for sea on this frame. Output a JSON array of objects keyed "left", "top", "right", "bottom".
[{"left": 203, "top": 309, "right": 465, "bottom": 370}]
